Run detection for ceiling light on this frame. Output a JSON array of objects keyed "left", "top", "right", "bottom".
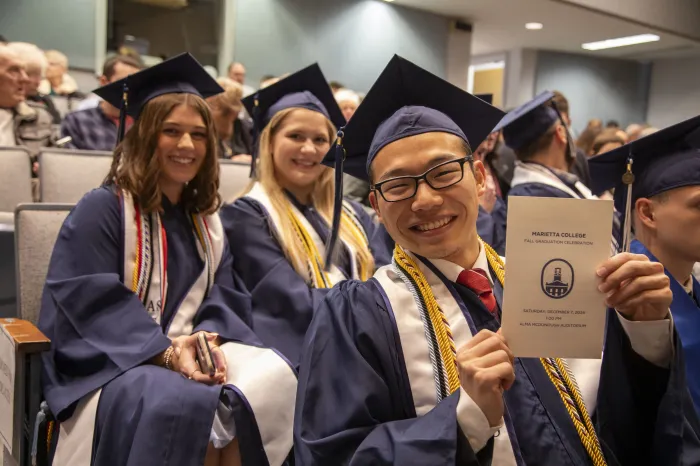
[
  {"left": 525, "top": 22, "right": 543, "bottom": 30},
  {"left": 582, "top": 34, "right": 660, "bottom": 50},
  {"left": 383, "top": 0, "right": 395, "bottom": 2}
]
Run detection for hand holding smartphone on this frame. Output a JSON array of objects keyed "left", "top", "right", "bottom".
[{"left": 195, "top": 332, "right": 216, "bottom": 377}]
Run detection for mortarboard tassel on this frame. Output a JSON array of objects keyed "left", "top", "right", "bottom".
[
  {"left": 620, "top": 154, "right": 635, "bottom": 253},
  {"left": 323, "top": 128, "right": 346, "bottom": 271},
  {"left": 116, "top": 83, "right": 128, "bottom": 144},
  {"left": 249, "top": 94, "right": 261, "bottom": 178}
]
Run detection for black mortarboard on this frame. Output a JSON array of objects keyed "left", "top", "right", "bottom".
[
  {"left": 588, "top": 115, "right": 700, "bottom": 251},
  {"left": 241, "top": 63, "right": 345, "bottom": 135},
  {"left": 475, "top": 93, "right": 493, "bottom": 105},
  {"left": 493, "top": 91, "right": 559, "bottom": 151},
  {"left": 93, "top": 53, "right": 223, "bottom": 143},
  {"left": 321, "top": 54, "right": 504, "bottom": 269},
  {"left": 241, "top": 63, "right": 344, "bottom": 177}
]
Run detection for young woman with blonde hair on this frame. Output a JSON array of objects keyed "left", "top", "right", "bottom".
[
  {"left": 38, "top": 54, "right": 296, "bottom": 466},
  {"left": 219, "top": 64, "right": 391, "bottom": 367}
]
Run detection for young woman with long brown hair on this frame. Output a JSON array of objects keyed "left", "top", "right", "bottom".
[
  {"left": 38, "top": 54, "right": 296, "bottom": 466},
  {"left": 219, "top": 64, "right": 391, "bottom": 367}
]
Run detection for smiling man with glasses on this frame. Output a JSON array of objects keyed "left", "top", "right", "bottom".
[{"left": 293, "top": 56, "right": 699, "bottom": 466}]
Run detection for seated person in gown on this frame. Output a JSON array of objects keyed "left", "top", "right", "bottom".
[
  {"left": 219, "top": 64, "right": 391, "bottom": 366},
  {"left": 38, "top": 53, "right": 296, "bottom": 466},
  {"left": 294, "top": 55, "right": 700, "bottom": 465},
  {"left": 589, "top": 115, "right": 700, "bottom": 415}
]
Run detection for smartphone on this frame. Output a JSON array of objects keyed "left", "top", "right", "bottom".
[{"left": 195, "top": 333, "right": 216, "bottom": 377}]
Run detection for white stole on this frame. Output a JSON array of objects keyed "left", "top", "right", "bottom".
[
  {"left": 244, "top": 182, "right": 359, "bottom": 286},
  {"left": 510, "top": 162, "right": 597, "bottom": 200}
]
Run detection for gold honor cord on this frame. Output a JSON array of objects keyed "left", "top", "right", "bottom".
[
  {"left": 482, "top": 241, "right": 607, "bottom": 466},
  {"left": 286, "top": 204, "right": 332, "bottom": 288},
  {"left": 394, "top": 245, "right": 461, "bottom": 394},
  {"left": 340, "top": 213, "right": 372, "bottom": 281}
]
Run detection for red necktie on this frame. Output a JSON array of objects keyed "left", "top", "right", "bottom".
[{"left": 457, "top": 268, "right": 498, "bottom": 316}]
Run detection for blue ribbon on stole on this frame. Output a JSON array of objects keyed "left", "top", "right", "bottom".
[{"left": 631, "top": 240, "right": 700, "bottom": 414}]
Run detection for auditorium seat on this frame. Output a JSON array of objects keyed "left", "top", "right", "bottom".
[
  {"left": 3, "top": 204, "right": 72, "bottom": 466},
  {"left": 219, "top": 159, "right": 251, "bottom": 202},
  {"left": 0, "top": 147, "right": 33, "bottom": 225},
  {"left": 39, "top": 149, "right": 112, "bottom": 203}
]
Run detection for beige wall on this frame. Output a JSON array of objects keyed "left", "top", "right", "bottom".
[{"left": 473, "top": 68, "right": 504, "bottom": 108}]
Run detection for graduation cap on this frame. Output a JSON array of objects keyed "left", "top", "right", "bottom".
[
  {"left": 492, "top": 91, "right": 559, "bottom": 152},
  {"left": 240, "top": 63, "right": 344, "bottom": 176},
  {"left": 588, "top": 114, "right": 700, "bottom": 252},
  {"left": 93, "top": 53, "right": 223, "bottom": 142},
  {"left": 321, "top": 54, "right": 504, "bottom": 269},
  {"left": 475, "top": 93, "right": 493, "bottom": 105}
]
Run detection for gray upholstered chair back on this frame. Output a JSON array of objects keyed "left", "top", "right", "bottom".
[
  {"left": 219, "top": 160, "right": 251, "bottom": 202},
  {"left": 39, "top": 149, "right": 113, "bottom": 203},
  {"left": 14, "top": 204, "right": 73, "bottom": 324},
  {"left": 0, "top": 147, "right": 32, "bottom": 215}
]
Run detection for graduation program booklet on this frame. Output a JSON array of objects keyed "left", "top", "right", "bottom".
[{"left": 501, "top": 196, "right": 614, "bottom": 359}]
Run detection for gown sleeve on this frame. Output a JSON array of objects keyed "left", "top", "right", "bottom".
[
  {"left": 219, "top": 199, "right": 331, "bottom": 367},
  {"left": 294, "top": 280, "right": 491, "bottom": 466},
  {"left": 596, "top": 309, "right": 700, "bottom": 464},
  {"left": 38, "top": 187, "right": 171, "bottom": 420},
  {"left": 345, "top": 199, "right": 392, "bottom": 267}
]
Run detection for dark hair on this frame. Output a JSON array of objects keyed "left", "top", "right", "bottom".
[
  {"left": 329, "top": 81, "right": 344, "bottom": 91},
  {"left": 0, "top": 35, "right": 6, "bottom": 44},
  {"left": 606, "top": 120, "right": 620, "bottom": 129},
  {"left": 103, "top": 55, "right": 144, "bottom": 80},
  {"left": 552, "top": 91, "right": 569, "bottom": 115},
  {"left": 105, "top": 93, "right": 221, "bottom": 215},
  {"left": 515, "top": 124, "right": 558, "bottom": 161}
]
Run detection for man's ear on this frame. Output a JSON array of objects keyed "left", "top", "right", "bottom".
[
  {"left": 369, "top": 191, "right": 382, "bottom": 222},
  {"left": 98, "top": 75, "right": 109, "bottom": 87},
  {"left": 472, "top": 160, "right": 487, "bottom": 197},
  {"left": 555, "top": 124, "right": 568, "bottom": 145},
  {"left": 635, "top": 198, "right": 657, "bottom": 231}
]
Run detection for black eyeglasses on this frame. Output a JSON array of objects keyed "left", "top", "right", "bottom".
[{"left": 372, "top": 156, "right": 473, "bottom": 202}]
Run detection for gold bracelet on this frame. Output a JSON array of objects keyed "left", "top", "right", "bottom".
[{"left": 163, "top": 346, "right": 175, "bottom": 370}]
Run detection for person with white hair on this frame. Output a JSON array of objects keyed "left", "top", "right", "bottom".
[
  {"left": 6, "top": 42, "right": 61, "bottom": 123},
  {"left": 39, "top": 49, "right": 80, "bottom": 97},
  {"left": 0, "top": 44, "right": 57, "bottom": 198},
  {"left": 334, "top": 87, "right": 360, "bottom": 122}
]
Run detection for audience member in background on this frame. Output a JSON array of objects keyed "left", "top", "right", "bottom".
[
  {"left": 576, "top": 118, "right": 603, "bottom": 154},
  {"left": 639, "top": 126, "right": 659, "bottom": 138},
  {"left": 61, "top": 55, "right": 142, "bottom": 151},
  {"left": 551, "top": 90, "right": 591, "bottom": 188},
  {"left": 6, "top": 42, "right": 61, "bottom": 124},
  {"left": 39, "top": 50, "right": 81, "bottom": 97},
  {"left": 606, "top": 119, "right": 620, "bottom": 129},
  {"left": 334, "top": 88, "right": 360, "bottom": 122},
  {"left": 473, "top": 129, "right": 507, "bottom": 254},
  {"left": 496, "top": 91, "right": 601, "bottom": 204},
  {"left": 625, "top": 122, "right": 646, "bottom": 142},
  {"left": 259, "top": 74, "right": 279, "bottom": 89},
  {"left": 207, "top": 77, "right": 253, "bottom": 163},
  {"left": 227, "top": 61, "right": 255, "bottom": 97},
  {"left": 589, "top": 115, "right": 700, "bottom": 415},
  {"left": 220, "top": 65, "right": 391, "bottom": 367},
  {"left": 591, "top": 128, "right": 625, "bottom": 156},
  {"left": 329, "top": 80, "right": 344, "bottom": 94},
  {"left": 0, "top": 44, "right": 56, "bottom": 184},
  {"left": 0, "top": 35, "right": 6, "bottom": 45},
  {"left": 39, "top": 54, "right": 296, "bottom": 466}
]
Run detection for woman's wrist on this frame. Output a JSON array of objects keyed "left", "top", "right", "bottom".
[{"left": 163, "top": 346, "right": 176, "bottom": 370}]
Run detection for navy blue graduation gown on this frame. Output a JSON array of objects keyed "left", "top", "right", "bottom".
[
  {"left": 632, "top": 239, "right": 700, "bottom": 415},
  {"left": 295, "top": 268, "right": 700, "bottom": 465},
  {"left": 39, "top": 186, "right": 277, "bottom": 466},
  {"left": 220, "top": 194, "right": 391, "bottom": 367},
  {"left": 477, "top": 200, "right": 507, "bottom": 256}
]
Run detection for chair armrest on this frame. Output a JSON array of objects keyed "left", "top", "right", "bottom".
[{"left": 1, "top": 319, "right": 50, "bottom": 355}]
